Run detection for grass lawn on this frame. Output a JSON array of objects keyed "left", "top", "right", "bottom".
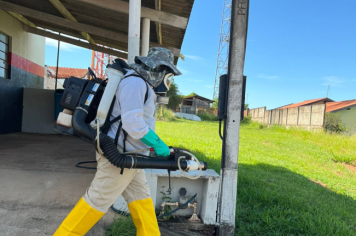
[{"left": 156, "top": 120, "right": 356, "bottom": 236}]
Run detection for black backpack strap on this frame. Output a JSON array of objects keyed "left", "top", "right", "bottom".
[
  {"left": 144, "top": 82, "right": 149, "bottom": 104},
  {"left": 111, "top": 74, "right": 149, "bottom": 149},
  {"left": 123, "top": 74, "right": 149, "bottom": 104},
  {"left": 122, "top": 129, "right": 128, "bottom": 152},
  {"left": 101, "top": 115, "right": 121, "bottom": 133},
  {"left": 101, "top": 95, "right": 117, "bottom": 134},
  {"left": 114, "top": 120, "right": 122, "bottom": 146}
]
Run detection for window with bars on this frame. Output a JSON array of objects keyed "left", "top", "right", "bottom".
[{"left": 0, "top": 32, "right": 9, "bottom": 79}]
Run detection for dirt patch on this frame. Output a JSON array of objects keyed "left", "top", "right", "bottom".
[
  {"left": 310, "top": 179, "right": 327, "bottom": 188},
  {"left": 335, "top": 172, "right": 344, "bottom": 177},
  {"left": 344, "top": 163, "right": 356, "bottom": 172}
]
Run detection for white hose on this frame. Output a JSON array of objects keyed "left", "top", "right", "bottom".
[
  {"left": 96, "top": 118, "right": 104, "bottom": 155},
  {"left": 178, "top": 150, "right": 202, "bottom": 180}
]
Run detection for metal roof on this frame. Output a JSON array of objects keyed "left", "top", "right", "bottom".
[
  {"left": 326, "top": 99, "right": 356, "bottom": 113},
  {"left": 0, "top": 0, "right": 195, "bottom": 63},
  {"left": 47, "top": 66, "right": 88, "bottom": 78},
  {"left": 183, "top": 95, "right": 215, "bottom": 103},
  {"left": 278, "top": 97, "right": 334, "bottom": 109}
]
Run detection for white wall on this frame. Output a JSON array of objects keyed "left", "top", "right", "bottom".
[{"left": 0, "top": 10, "right": 45, "bottom": 66}]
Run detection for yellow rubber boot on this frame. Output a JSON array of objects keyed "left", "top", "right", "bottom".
[
  {"left": 53, "top": 197, "right": 105, "bottom": 236},
  {"left": 128, "top": 198, "right": 160, "bottom": 236}
]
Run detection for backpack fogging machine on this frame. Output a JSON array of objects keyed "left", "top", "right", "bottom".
[{"left": 56, "top": 59, "right": 207, "bottom": 175}]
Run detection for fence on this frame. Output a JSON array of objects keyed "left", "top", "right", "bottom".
[{"left": 246, "top": 104, "right": 326, "bottom": 129}]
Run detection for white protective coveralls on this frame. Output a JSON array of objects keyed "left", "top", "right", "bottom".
[{"left": 54, "top": 70, "right": 160, "bottom": 236}]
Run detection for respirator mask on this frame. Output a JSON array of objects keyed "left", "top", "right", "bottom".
[{"left": 155, "top": 73, "right": 173, "bottom": 105}]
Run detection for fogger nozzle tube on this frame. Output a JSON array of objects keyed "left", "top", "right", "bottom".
[{"left": 72, "top": 108, "right": 207, "bottom": 171}]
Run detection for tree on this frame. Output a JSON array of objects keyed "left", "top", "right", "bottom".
[
  {"left": 186, "top": 92, "right": 198, "bottom": 97},
  {"left": 212, "top": 98, "right": 218, "bottom": 108},
  {"left": 166, "top": 82, "right": 179, "bottom": 97},
  {"left": 167, "top": 82, "right": 183, "bottom": 111},
  {"left": 244, "top": 103, "right": 249, "bottom": 109}
]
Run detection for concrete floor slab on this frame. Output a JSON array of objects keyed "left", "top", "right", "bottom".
[
  {"left": 0, "top": 133, "right": 212, "bottom": 236},
  {"left": 0, "top": 133, "right": 113, "bottom": 236}
]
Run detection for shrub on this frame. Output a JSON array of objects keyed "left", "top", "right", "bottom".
[
  {"left": 240, "top": 115, "right": 252, "bottom": 124},
  {"left": 155, "top": 106, "right": 178, "bottom": 121},
  {"left": 197, "top": 110, "right": 218, "bottom": 121},
  {"left": 324, "top": 113, "right": 346, "bottom": 133}
]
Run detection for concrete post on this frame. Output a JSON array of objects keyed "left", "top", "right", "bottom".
[
  {"left": 286, "top": 108, "right": 289, "bottom": 125},
  {"left": 141, "top": 17, "right": 150, "bottom": 56},
  {"left": 217, "top": 0, "right": 249, "bottom": 235},
  {"left": 128, "top": 0, "right": 141, "bottom": 64}
]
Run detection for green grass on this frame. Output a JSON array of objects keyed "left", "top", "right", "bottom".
[
  {"left": 106, "top": 213, "right": 136, "bottom": 236},
  {"left": 155, "top": 120, "right": 356, "bottom": 236}
]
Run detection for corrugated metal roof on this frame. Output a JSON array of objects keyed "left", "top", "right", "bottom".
[
  {"left": 183, "top": 95, "right": 214, "bottom": 103},
  {"left": 278, "top": 98, "right": 334, "bottom": 109},
  {"left": 48, "top": 66, "right": 88, "bottom": 79},
  {"left": 326, "top": 100, "right": 356, "bottom": 113}
]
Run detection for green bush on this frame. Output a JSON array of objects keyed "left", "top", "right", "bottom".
[
  {"left": 197, "top": 110, "right": 218, "bottom": 121},
  {"left": 240, "top": 115, "right": 251, "bottom": 124},
  {"left": 325, "top": 113, "right": 346, "bottom": 133},
  {"left": 155, "top": 106, "right": 178, "bottom": 121}
]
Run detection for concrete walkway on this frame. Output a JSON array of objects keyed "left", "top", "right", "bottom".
[
  {"left": 0, "top": 133, "right": 209, "bottom": 236},
  {"left": 0, "top": 133, "right": 114, "bottom": 235}
]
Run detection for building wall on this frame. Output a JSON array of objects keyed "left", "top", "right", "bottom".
[
  {"left": 193, "top": 98, "right": 210, "bottom": 109},
  {"left": 0, "top": 10, "right": 46, "bottom": 134},
  {"left": 22, "top": 88, "right": 56, "bottom": 134},
  {"left": 336, "top": 107, "right": 356, "bottom": 130},
  {"left": 248, "top": 104, "right": 325, "bottom": 129}
]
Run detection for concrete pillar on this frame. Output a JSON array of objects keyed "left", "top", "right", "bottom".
[
  {"left": 141, "top": 17, "right": 150, "bottom": 56},
  {"left": 128, "top": 0, "right": 141, "bottom": 64},
  {"left": 217, "top": 0, "right": 249, "bottom": 235}
]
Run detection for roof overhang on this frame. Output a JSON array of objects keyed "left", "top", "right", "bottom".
[
  {"left": 0, "top": 0, "right": 195, "bottom": 63},
  {"left": 183, "top": 95, "right": 215, "bottom": 103}
]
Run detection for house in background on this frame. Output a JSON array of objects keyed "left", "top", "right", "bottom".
[
  {"left": 278, "top": 97, "right": 334, "bottom": 109},
  {"left": 44, "top": 66, "right": 89, "bottom": 90},
  {"left": 179, "top": 94, "right": 214, "bottom": 114},
  {"left": 326, "top": 100, "right": 356, "bottom": 130}
]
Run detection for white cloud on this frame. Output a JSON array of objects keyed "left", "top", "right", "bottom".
[
  {"left": 204, "top": 85, "right": 213, "bottom": 88},
  {"left": 322, "top": 76, "right": 344, "bottom": 87},
  {"left": 184, "top": 55, "right": 203, "bottom": 61},
  {"left": 256, "top": 73, "right": 280, "bottom": 80},
  {"left": 45, "top": 38, "right": 85, "bottom": 51}
]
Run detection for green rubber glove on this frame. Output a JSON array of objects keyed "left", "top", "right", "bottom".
[{"left": 140, "top": 129, "right": 170, "bottom": 157}]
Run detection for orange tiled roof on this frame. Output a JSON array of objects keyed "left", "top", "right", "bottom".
[
  {"left": 326, "top": 100, "right": 356, "bottom": 113},
  {"left": 48, "top": 66, "right": 88, "bottom": 79},
  {"left": 279, "top": 98, "right": 333, "bottom": 109}
]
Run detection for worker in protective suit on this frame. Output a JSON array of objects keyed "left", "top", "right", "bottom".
[{"left": 53, "top": 47, "right": 181, "bottom": 236}]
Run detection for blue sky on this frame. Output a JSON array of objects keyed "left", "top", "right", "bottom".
[{"left": 45, "top": 0, "right": 356, "bottom": 109}]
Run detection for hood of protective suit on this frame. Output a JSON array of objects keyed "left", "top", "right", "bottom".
[{"left": 130, "top": 63, "right": 168, "bottom": 89}]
